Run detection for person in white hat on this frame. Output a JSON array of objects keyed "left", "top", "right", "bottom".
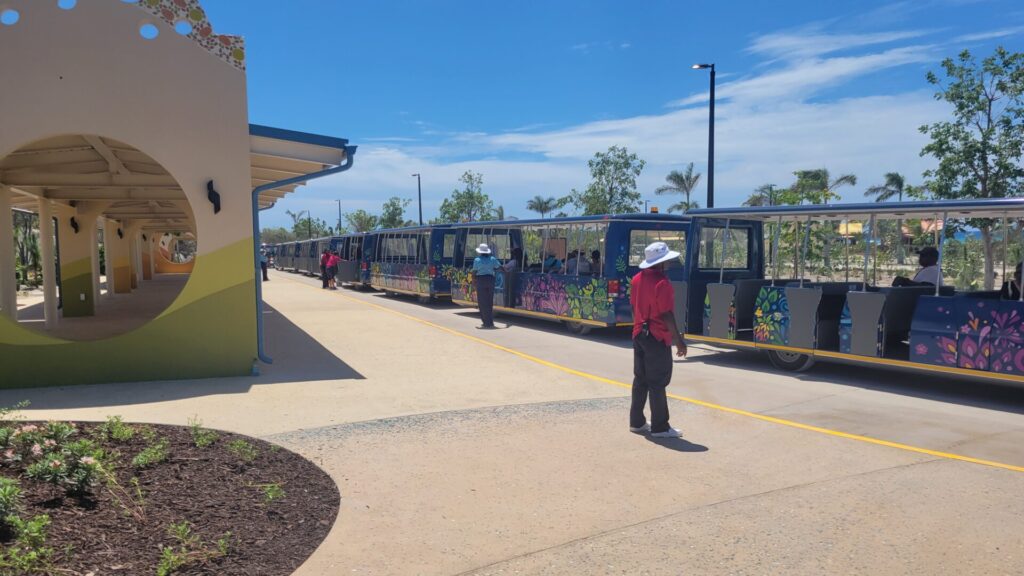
[
  {"left": 629, "top": 241, "right": 687, "bottom": 438},
  {"left": 472, "top": 243, "right": 502, "bottom": 329}
]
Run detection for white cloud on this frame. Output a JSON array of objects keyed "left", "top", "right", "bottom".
[
  {"left": 670, "top": 43, "right": 938, "bottom": 107},
  {"left": 748, "top": 27, "right": 933, "bottom": 60},
  {"left": 954, "top": 26, "right": 1024, "bottom": 42}
]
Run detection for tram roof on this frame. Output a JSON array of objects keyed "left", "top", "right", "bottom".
[
  {"left": 688, "top": 198, "right": 1024, "bottom": 222},
  {"left": 449, "top": 213, "right": 690, "bottom": 228}
]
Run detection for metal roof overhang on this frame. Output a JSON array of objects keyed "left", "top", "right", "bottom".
[
  {"left": 249, "top": 124, "right": 350, "bottom": 210},
  {"left": 688, "top": 199, "right": 1024, "bottom": 222}
]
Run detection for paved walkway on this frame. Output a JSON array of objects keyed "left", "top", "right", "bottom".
[{"left": 2, "top": 269, "right": 1022, "bottom": 575}]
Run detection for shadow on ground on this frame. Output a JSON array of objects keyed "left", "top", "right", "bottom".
[
  {"left": 686, "top": 345, "right": 1024, "bottom": 415},
  {"left": 643, "top": 436, "right": 710, "bottom": 453},
  {"left": 0, "top": 304, "right": 363, "bottom": 409}
]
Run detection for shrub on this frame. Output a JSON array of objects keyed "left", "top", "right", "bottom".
[
  {"left": 0, "top": 514, "right": 54, "bottom": 573},
  {"left": 187, "top": 417, "right": 218, "bottom": 449},
  {"left": 227, "top": 440, "right": 257, "bottom": 463},
  {"left": 97, "top": 416, "right": 134, "bottom": 443},
  {"left": 25, "top": 439, "right": 103, "bottom": 495},
  {"left": 42, "top": 421, "right": 76, "bottom": 444},
  {"left": 0, "top": 477, "right": 22, "bottom": 526},
  {"left": 132, "top": 438, "right": 169, "bottom": 469},
  {"left": 258, "top": 482, "right": 285, "bottom": 504}
]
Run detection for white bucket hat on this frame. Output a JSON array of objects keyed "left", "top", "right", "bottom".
[
  {"left": 639, "top": 241, "right": 680, "bottom": 269},
  {"left": 475, "top": 243, "right": 492, "bottom": 254}
]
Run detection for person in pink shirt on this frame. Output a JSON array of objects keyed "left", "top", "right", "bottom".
[{"left": 326, "top": 250, "right": 341, "bottom": 290}]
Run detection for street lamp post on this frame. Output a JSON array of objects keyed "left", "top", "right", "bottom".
[
  {"left": 336, "top": 200, "right": 342, "bottom": 233},
  {"left": 411, "top": 173, "right": 423, "bottom": 225},
  {"left": 692, "top": 63, "right": 715, "bottom": 208}
]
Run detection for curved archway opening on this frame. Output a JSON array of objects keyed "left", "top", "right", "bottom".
[{"left": 1, "top": 134, "right": 197, "bottom": 341}]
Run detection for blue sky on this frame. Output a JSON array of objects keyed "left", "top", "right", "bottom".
[{"left": 201, "top": 0, "right": 1024, "bottom": 229}]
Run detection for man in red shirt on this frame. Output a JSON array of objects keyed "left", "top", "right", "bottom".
[{"left": 630, "top": 241, "right": 687, "bottom": 438}]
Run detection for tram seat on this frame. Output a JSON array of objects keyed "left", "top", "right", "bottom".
[
  {"left": 734, "top": 279, "right": 798, "bottom": 332},
  {"left": 671, "top": 280, "right": 688, "bottom": 334},
  {"left": 878, "top": 286, "right": 949, "bottom": 345},
  {"left": 704, "top": 283, "right": 736, "bottom": 338}
]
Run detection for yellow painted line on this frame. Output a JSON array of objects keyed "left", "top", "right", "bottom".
[{"left": 287, "top": 275, "right": 1024, "bottom": 475}]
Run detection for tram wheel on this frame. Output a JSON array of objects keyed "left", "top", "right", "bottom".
[
  {"left": 564, "top": 321, "right": 593, "bottom": 336},
  {"left": 766, "top": 349, "right": 815, "bottom": 372}
]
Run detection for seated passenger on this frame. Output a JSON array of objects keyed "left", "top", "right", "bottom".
[
  {"left": 543, "top": 253, "right": 563, "bottom": 273},
  {"left": 892, "top": 247, "right": 940, "bottom": 287},
  {"left": 502, "top": 247, "right": 524, "bottom": 273},
  {"left": 590, "top": 250, "right": 602, "bottom": 276},
  {"left": 564, "top": 250, "right": 592, "bottom": 275},
  {"left": 1001, "top": 263, "right": 1022, "bottom": 300}
]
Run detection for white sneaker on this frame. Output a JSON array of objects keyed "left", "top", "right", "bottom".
[
  {"left": 650, "top": 427, "right": 682, "bottom": 438},
  {"left": 629, "top": 423, "right": 650, "bottom": 433}
]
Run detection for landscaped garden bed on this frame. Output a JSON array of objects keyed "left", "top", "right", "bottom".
[{"left": 0, "top": 408, "right": 339, "bottom": 575}]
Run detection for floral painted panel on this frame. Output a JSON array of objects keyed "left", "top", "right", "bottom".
[
  {"left": 753, "top": 287, "right": 789, "bottom": 345},
  {"left": 957, "top": 299, "right": 993, "bottom": 371},
  {"left": 448, "top": 269, "right": 510, "bottom": 308},
  {"left": 909, "top": 297, "right": 958, "bottom": 367},
  {"left": 988, "top": 302, "right": 1024, "bottom": 374},
  {"left": 519, "top": 274, "right": 614, "bottom": 323},
  {"left": 134, "top": 0, "right": 246, "bottom": 70},
  {"left": 371, "top": 262, "right": 432, "bottom": 295}
]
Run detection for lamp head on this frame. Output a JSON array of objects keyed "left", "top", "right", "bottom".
[{"left": 692, "top": 63, "right": 713, "bottom": 70}]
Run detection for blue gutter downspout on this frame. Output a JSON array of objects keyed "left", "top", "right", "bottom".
[{"left": 251, "top": 145, "right": 357, "bottom": 365}]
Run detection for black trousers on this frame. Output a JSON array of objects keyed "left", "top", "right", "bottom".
[
  {"left": 476, "top": 274, "right": 495, "bottom": 327},
  {"left": 321, "top": 264, "right": 328, "bottom": 288},
  {"left": 631, "top": 333, "right": 672, "bottom": 432},
  {"left": 261, "top": 262, "right": 269, "bottom": 281}
]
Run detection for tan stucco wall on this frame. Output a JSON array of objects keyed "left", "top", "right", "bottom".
[{"left": 0, "top": 0, "right": 258, "bottom": 385}]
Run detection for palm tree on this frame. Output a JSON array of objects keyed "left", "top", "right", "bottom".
[
  {"left": 866, "top": 172, "right": 907, "bottom": 263},
  {"left": 655, "top": 163, "right": 701, "bottom": 213},
  {"left": 743, "top": 184, "right": 779, "bottom": 207},
  {"left": 526, "top": 196, "right": 557, "bottom": 218},
  {"left": 864, "top": 172, "right": 905, "bottom": 203}
]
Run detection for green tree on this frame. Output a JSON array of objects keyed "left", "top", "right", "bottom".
[
  {"left": 920, "top": 47, "right": 1024, "bottom": 290},
  {"left": 654, "top": 162, "right": 701, "bottom": 212},
  {"left": 743, "top": 184, "right": 781, "bottom": 207},
  {"left": 526, "top": 195, "right": 558, "bottom": 218},
  {"left": 438, "top": 171, "right": 494, "bottom": 223},
  {"left": 284, "top": 210, "right": 330, "bottom": 239},
  {"left": 563, "top": 146, "right": 646, "bottom": 215},
  {"left": 260, "top": 227, "right": 295, "bottom": 245},
  {"left": 380, "top": 197, "right": 412, "bottom": 229},
  {"left": 865, "top": 172, "right": 909, "bottom": 264},
  {"left": 344, "top": 209, "right": 380, "bottom": 232}
]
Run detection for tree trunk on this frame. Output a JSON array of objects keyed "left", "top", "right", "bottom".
[
  {"left": 896, "top": 218, "right": 905, "bottom": 266},
  {"left": 982, "top": 225, "right": 995, "bottom": 290}
]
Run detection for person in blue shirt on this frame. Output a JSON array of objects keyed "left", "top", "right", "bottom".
[
  {"left": 543, "top": 253, "right": 563, "bottom": 274},
  {"left": 472, "top": 243, "right": 502, "bottom": 329}
]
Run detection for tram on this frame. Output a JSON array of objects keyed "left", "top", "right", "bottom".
[
  {"left": 683, "top": 198, "right": 1024, "bottom": 385},
  {"left": 447, "top": 214, "right": 695, "bottom": 334},
  {"left": 366, "top": 225, "right": 455, "bottom": 301}
]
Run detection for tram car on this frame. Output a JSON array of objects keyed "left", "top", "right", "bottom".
[
  {"left": 364, "top": 225, "right": 454, "bottom": 301},
  {"left": 448, "top": 214, "right": 692, "bottom": 334}
]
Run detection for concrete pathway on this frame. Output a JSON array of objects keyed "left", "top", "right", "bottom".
[{"left": 2, "top": 269, "right": 1022, "bottom": 575}]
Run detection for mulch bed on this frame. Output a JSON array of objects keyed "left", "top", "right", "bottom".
[{"left": 0, "top": 420, "right": 339, "bottom": 575}]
